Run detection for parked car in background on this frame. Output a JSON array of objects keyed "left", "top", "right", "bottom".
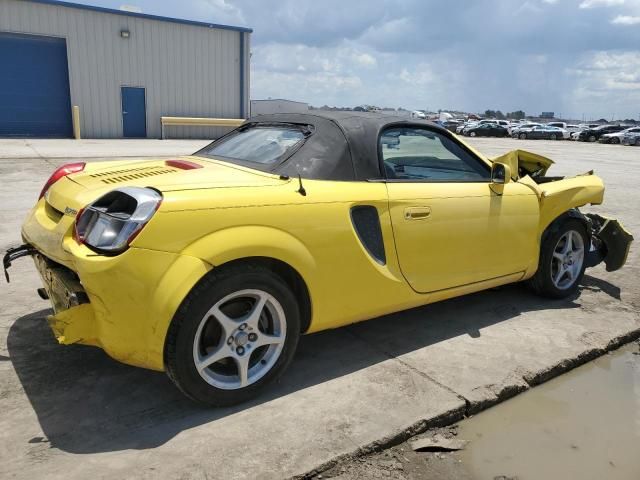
[
  {"left": 442, "top": 120, "right": 462, "bottom": 133},
  {"left": 456, "top": 122, "right": 471, "bottom": 134},
  {"left": 565, "top": 125, "right": 582, "bottom": 135},
  {"left": 517, "top": 125, "right": 566, "bottom": 140},
  {"left": 464, "top": 123, "right": 510, "bottom": 137},
  {"left": 578, "top": 125, "right": 626, "bottom": 142},
  {"left": 570, "top": 124, "right": 601, "bottom": 141},
  {"left": 547, "top": 122, "right": 567, "bottom": 129},
  {"left": 600, "top": 127, "right": 640, "bottom": 144},
  {"left": 622, "top": 131, "right": 640, "bottom": 146},
  {"left": 511, "top": 123, "right": 542, "bottom": 138}
]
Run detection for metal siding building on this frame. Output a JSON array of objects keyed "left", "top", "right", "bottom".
[{"left": 0, "top": 0, "right": 251, "bottom": 138}]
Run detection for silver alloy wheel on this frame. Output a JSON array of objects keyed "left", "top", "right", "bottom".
[
  {"left": 470, "top": 131, "right": 476, "bottom": 137},
  {"left": 192, "top": 289, "right": 286, "bottom": 390},
  {"left": 551, "top": 230, "right": 585, "bottom": 290}
]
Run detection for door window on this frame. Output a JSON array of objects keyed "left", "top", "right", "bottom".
[{"left": 381, "top": 127, "right": 490, "bottom": 181}]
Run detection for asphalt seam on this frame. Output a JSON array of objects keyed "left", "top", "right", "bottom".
[{"left": 343, "top": 327, "right": 470, "bottom": 407}]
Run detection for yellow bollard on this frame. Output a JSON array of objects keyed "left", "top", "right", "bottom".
[{"left": 72, "top": 105, "right": 81, "bottom": 140}]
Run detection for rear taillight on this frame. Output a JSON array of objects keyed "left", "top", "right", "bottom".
[
  {"left": 72, "top": 207, "right": 85, "bottom": 244},
  {"left": 39, "top": 162, "right": 86, "bottom": 199},
  {"left": 74, "top": 187, "right": 162, "bottom": 254}
]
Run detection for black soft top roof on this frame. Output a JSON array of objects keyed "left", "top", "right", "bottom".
[{"left": 241, "top": 111, "right": 450, "bottom": 181}]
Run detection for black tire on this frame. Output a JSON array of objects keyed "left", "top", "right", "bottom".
[
  {"left": 550, "top": 134, "right": 557, "bottom": 141},
  {"left": 528, "top": 218, "right": 589, "bottom": 299},
  {"left": 165, "top": 263, "right": 301, "bottom": 406},
  {"left": 469, "top": 131, "right": 477, "bottom": 137},
  {"left": 588, "top": 135, "right": 597, "bottom": 142},
  {"left": 519, "top": 133, "right": 527, "bottom": 140}
]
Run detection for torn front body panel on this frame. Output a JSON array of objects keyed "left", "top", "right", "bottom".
[
  {"left": 491, "top": 149, "right": 554, "bottom": 180},
  {"left": 586, "top": 214, "right": 634, "bottom": 272}
]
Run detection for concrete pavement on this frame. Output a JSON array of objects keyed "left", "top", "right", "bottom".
[
  {"left": 0, "top": 138, "right": 638, "bottom": 479},
  {"left": 0, "top": 138, "right": 209, "bottom": 159}
]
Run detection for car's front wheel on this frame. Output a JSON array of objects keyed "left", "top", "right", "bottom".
[
  {"left": 469, "top": 131, "right": 477, "bottom": 137},
  {"left": 528, "top": 218, "right": 588, "bottom": 299},
  {"left": 165, "top": 264, "right": 301, "bottom": 406},
  {"left": 519, "top": 133, "right": 527, "bottom": 140}
]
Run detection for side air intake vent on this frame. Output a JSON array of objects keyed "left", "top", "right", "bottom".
[{"left": 350, "top": 205, "right": 386, "bottom": 265}]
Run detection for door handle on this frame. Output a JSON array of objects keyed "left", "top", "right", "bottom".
[
  {"left": 404, "top": 206, "right": 431, "bottom": 220},
  {"left": 123, "top": 111, "right": 128, "bottom": 114}
]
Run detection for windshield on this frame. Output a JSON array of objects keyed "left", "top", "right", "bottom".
[{"left": 197, "top": 125, "right": 308, "bottom": 166}]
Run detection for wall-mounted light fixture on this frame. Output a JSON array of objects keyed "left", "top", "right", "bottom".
[{"left": 120, "top": 29, "right": 130, "bottom": 38}]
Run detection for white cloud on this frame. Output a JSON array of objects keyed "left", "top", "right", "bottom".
[
  {"left": 611, "top": 14, "right": 640, "bottom": 23},
  {"left": 565, "top": 51, "right": 640, "bottom": 120},
  {"left": 354, "top": 53, "right": 377, "bottom": 67},
  {"left": 579, "top": 0, "right": 625, "bottom": 9}
]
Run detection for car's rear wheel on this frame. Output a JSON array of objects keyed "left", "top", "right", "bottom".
[
  {"left": 528, "top": 219, "right": 588, "bottom": 299},
  {"left": 550, "top": 134, "right": 557, "bottom": 141},
  {"left": 611, "top": 137, "right": 620, "bottom": 144},
  {"left": 588, "top": 135, "right": 597, "bottom": 142},
  {"left": 470, "top": 131, "right": 477, "bottom": 137},
  {"left": 165, "top": 264, "right": 301, "bottom": 406}
]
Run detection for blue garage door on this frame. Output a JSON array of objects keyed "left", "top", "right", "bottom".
[{"left": 0, "top": 32, "right": 72, "bottom": 138}]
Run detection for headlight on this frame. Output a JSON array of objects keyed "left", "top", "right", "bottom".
[{"left": 74, "top": 187, "right": 162, "bottom": 254}]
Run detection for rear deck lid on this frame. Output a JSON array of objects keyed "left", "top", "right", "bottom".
[{"left": 67, "top": 156, "right": 284, "bottom": 192}]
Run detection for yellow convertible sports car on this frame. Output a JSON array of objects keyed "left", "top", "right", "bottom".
[{"left": 4, "top": 112, "right": 633, "bottom": 405}]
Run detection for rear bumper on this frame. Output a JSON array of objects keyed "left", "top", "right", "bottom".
[{"left": 12, "top": 200, "right": 212, "bottom": 372}]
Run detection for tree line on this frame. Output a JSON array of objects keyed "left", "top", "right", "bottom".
[{"left": 484, "top": 110, "right": 526, "bottom": 120}]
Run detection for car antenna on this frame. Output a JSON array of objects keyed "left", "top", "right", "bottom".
[{"left": 297, "top": 174, "right": 306, "bottom": 196}]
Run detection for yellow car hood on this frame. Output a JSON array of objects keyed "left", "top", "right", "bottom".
[
  {"left": 67, "top": 156, "right": 284, "bottom": 193},
  {"left": 491, "top": 149, "right": 554, "bottom": 180}
]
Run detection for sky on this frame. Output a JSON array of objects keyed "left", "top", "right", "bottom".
[{"left": 73, "top": 0, "right": 640, "bottom": 120}]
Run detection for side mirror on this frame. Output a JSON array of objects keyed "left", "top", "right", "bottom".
[{"left": 491, "top": 162, "right": 512, "bottom": 185}]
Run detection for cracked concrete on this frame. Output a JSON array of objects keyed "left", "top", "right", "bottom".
[{"left": 0, "top": 138, "right": 638, "bottom": 480}]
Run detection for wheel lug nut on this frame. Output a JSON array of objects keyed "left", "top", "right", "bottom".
[
  {"left": 236, "top": 346, "right": 245, "bottom": 355},
  {"left": 239, "top": 324, "right": 247, "bottom": 331},
  {"left": 227, "top": 337, "right": 234, "bottom": 345},
  {"left": 248, "top": 333, "right": 258, "bottom": 342}
]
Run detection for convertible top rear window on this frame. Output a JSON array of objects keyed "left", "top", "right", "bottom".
[{"left": 198, "top": 124, "right": 309, "bottom": 167}]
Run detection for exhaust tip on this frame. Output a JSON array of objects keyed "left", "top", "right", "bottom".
[{"left": 37, "top": 288, "right": 49, "bottom": 300}]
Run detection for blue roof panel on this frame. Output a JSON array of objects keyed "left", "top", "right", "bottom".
[{"left": 26, "top": 0, "right": 253, "bottom": 33}]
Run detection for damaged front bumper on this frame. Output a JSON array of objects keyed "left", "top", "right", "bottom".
[
  {"left": 4, "top": 246, "right": 96, "bottom": 345},
  {"left": 585, "top": 214, "right": 634, "bottom": 272}
]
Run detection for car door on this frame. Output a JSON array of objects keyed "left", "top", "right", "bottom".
[
  {"left": 382, "top": 126, "right": 540, "bottom": 293},
  {"left": 529, "top": 126, "right": 540, "bottom": 139}
]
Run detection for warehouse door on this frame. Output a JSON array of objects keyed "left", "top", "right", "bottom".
[
  {"left": 0, "top": 32, "right": 72, "bottom": 137},
  {"left": 121, "top": 87, "right": 147, "bottom": 138}
]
